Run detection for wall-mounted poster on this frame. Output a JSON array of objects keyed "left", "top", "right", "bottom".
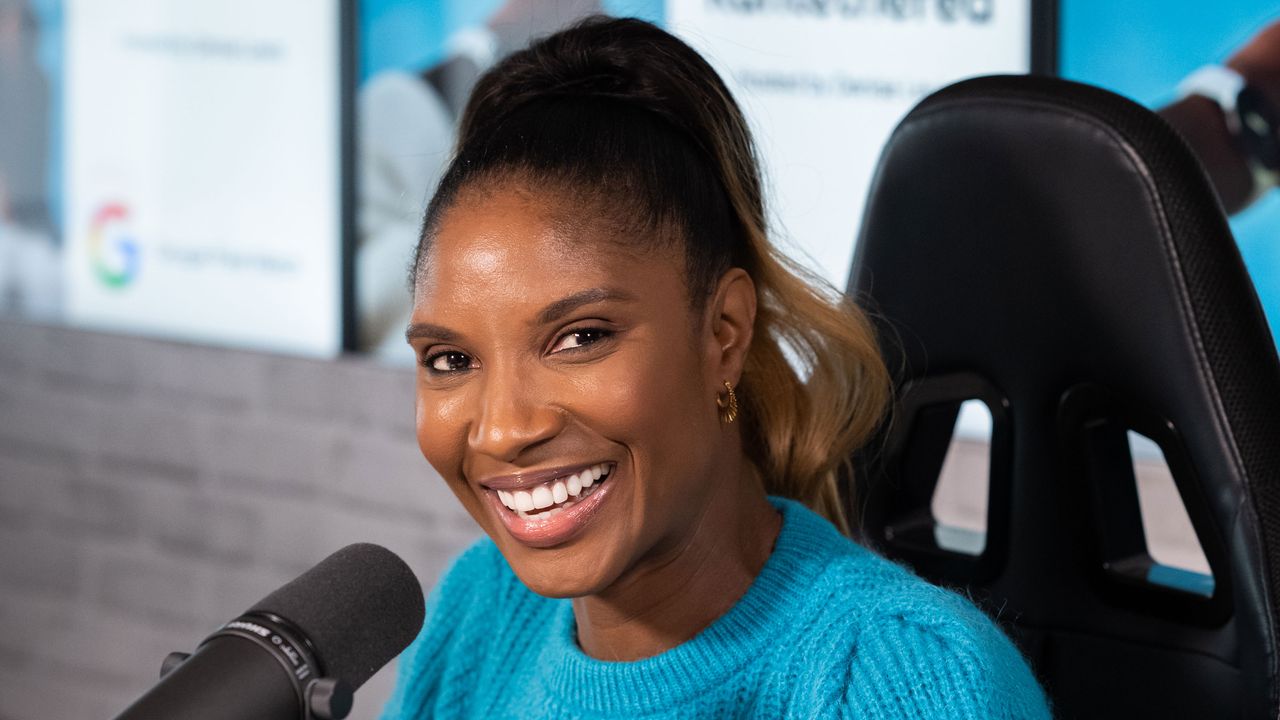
[
  {"left": 1061, "top": 0, "right": 1280, "bottom": 351},
  {"left": 62, "top": 0, "right": 346, "bottom": 356},
  {"left": 668, "top": 0, "right": 1037, "bottom": 285},
  {"left": 355, "top": 1, "right": 655, "bottom": 358},
  {"left": 356, "top": 0, "right": 1044, "bottom": 360}
]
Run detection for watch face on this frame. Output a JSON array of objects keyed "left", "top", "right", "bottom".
[{"left": 1236, "top": 85, "right": 1280, "bottom": 171}]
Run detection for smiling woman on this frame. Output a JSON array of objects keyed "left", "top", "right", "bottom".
[{"left": 384, "top": 16, "right": 1051, "bottom": 720}]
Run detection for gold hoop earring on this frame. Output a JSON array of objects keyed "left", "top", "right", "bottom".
[{"left": 716, "top": 380, "right": 739, "bottom": 424}]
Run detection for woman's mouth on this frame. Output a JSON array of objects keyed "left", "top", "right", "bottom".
[
  {"left": 495, "top": 462, "right": 610, "bottom": 516},
  {"left": 483, "top": 462, "right": 616, "bottom": 548}
]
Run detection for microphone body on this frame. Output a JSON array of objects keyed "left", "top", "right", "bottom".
[
  {"left": 115, "top": 634, "right": 301, "bottom": 720},
  {"left": 112, "top": 543, "right": 425, "bottom": 720}
]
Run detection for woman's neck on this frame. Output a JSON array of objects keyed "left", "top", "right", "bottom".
[{"left": 570, "top": 460, "right": 783, "bottom": 662}]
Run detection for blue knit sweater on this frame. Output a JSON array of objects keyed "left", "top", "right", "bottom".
[{"left": 381, "top": 495, "right": 1052, "bottom": 718}]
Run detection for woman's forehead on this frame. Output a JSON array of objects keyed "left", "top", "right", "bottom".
[
  {"left": 422, "top": 191, "right": 624, "bottom": 282},
  {"left": 413, "top": 187, "right": 684, "bottom": 310}
]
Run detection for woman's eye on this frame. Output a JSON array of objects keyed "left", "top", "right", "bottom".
[
  {"left": 425, "top": 350, "right": 473, "bottom": 373},
  {"left": 550, "top": 328, "right": 611, "bottom": 354}
]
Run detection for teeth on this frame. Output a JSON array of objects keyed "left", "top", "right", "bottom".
[
  {"left": 514, "top": 482, "right": 603, "bottom": 519},
  {"left": 514, "top": 490, "right": 534, "bottom": 512},
  {"left": 495, "top": 463, "right": 612, "bottom": 514},
  {"left": 532, "top": 485, "right": 553, "bottom": 509}
]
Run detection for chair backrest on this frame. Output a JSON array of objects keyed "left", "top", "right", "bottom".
[{"left": 848, "top": 75, "right": 1280, "bottom": 719}]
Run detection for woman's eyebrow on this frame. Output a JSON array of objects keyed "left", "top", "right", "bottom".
[
  {"left": 535, "top": 287, "right": 635, "bottom": 325},
  {"left": 405, "top": 323, "right": 461, "bottom": 343}
]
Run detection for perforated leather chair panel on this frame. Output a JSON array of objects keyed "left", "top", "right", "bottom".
[{"left": 848, "top": 76, "right": 1280, "bottom": 718}]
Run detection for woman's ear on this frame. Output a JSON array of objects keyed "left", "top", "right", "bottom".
[{"left": 705, "top": 268, "right": 757, "bottom": 386}]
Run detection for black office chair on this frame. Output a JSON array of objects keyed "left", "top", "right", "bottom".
[{"left": 847, "top": 75, "right": 1280, "bottom": 718}]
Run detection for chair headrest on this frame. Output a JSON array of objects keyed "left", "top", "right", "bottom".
[{"left": 849, "top": 74, "right": 1280, "bottom": 718}]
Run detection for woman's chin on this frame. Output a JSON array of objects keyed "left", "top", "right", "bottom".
[{"left": 505, "top": 558, "right": 617, "bottom": 599}]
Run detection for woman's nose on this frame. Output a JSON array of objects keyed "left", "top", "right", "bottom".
[{"left": 467, "top": 367, "right": 561, "bottom": 463}]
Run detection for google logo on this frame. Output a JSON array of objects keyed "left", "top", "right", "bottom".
[{"left": 89, "top": 203, "right": 140, "bottom": 289}]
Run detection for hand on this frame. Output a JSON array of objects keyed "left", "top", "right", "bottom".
[
  {"left": 1227, "top": 20, "right": 1280, "bottom": 79},
  {"left": 1159, "top": 21, "right": 1280, "bottom": 215},
  {"left": 1229, "top": 20, "right": 1280, "bottom": 125}
]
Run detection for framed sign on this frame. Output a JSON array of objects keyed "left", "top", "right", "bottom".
[{"left": 63, "top": 0, "right": 353, "bottom": 356}]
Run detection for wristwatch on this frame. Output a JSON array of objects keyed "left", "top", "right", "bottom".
[{"left": 1178, "top": 65, "right": 1280, "bottom": 200}]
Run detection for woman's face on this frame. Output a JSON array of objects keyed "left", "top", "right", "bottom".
[{"left": 409, "top": 184, "right": 743, "bottom": 598}]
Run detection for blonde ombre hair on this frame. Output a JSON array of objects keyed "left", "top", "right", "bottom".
[{"left": 415, "top": 17, "right": 890, "bottom": 535}]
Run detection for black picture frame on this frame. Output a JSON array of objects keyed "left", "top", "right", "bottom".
[{"left": 339, "top": 0, "right": 359, "bottom": 353}]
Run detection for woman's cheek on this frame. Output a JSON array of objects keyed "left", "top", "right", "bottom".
[
  {"left": 568, "top": 350, "right": 658, "bottom": 427},
  {"left": 574, "top": 344, "right": 703, "bottom": 460},
  {"left": 415, "top": 388, "right": 471, "bottom": 489}
]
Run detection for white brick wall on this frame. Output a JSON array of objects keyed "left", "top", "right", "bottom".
[{"left": 0, "top": 318, "right": 480, "bottom": 720}]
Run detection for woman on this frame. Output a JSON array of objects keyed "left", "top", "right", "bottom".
[{"left": 385, "top": 17, "right": 1051, "bottom": 719}]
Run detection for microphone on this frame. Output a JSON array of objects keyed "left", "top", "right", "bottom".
[{"left": 112, "top": 543, "right": 425, "bottom": 720}]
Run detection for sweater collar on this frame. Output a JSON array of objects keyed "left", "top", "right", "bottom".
[{"left": 541, "top": 495, "right": 846, "bottom": 715}]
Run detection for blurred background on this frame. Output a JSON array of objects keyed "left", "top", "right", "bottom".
[{"left": 1, "top": 1, "right": 1277, "bottom": 718}]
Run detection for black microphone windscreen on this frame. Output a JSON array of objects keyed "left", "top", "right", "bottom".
[{"left": 247, "top": 543, "right": 425, "bottom": 690}]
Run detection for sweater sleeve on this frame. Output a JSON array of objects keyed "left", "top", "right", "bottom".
[
  {"left": 379, "top": 538, "right": 502, "bottom": 720},
  {"left": 840, "top": 587, "right": 1053, "bottom": 720}
]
